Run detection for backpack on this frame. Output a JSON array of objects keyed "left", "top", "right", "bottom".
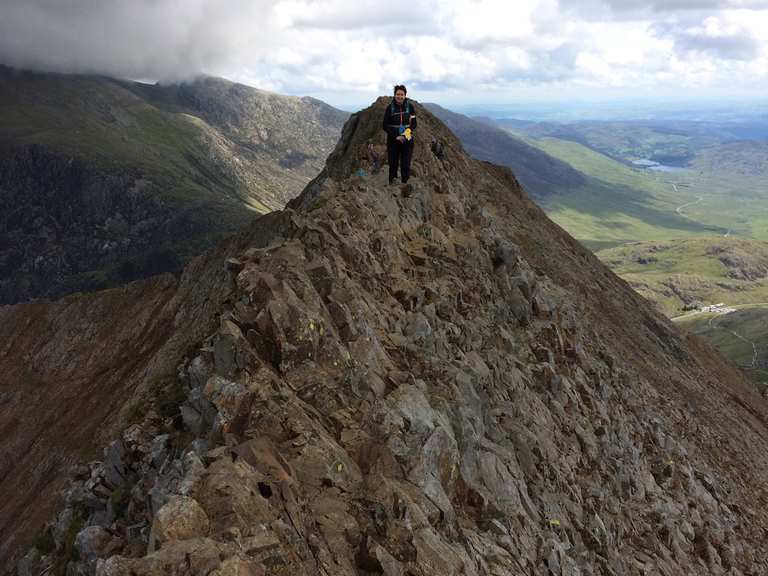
[{"left": 390, "top": 100, "right": 411, "bottom": 118}]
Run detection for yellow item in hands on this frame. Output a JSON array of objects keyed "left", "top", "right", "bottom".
[{"left": 404, "top": 128, "right": 412, "bottom": 141}]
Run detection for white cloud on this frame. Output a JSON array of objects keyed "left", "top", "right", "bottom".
[
  {"left": 273, "top": 0, "right": 437, "bottom": 32},
  {"left": 0, "top": 0, "right": 767, "bottom": 104},
  {"left": 0, "top": 0, "right": 280, "bottom": 81},
  {"left": 446, "top": 0, "right": 539, "bottom": 44}
]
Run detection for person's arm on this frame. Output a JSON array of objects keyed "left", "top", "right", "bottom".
[
  {"left": 382, "top": 106, "right": 392, "bottom": 137},
  {"left": 409, "top": 103, "right": 417, "bottom": 130}
]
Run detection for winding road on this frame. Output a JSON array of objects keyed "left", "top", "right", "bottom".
[
  {"left": 675, "top": 195, "right": 703, "bottom": 215},
  {"left": 672, "top": 190, "right": 731, "bottom": 236}
]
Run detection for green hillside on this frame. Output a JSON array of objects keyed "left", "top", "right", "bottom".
[
  {"left": 678, "top": 141, "right": 768, "bottom": 240},
  {"left": 522, "top": 137, "right": 721, "bottom": 249},
  {"left": 512, "top": 120, "right": 720, "bottom": 166},
  {"left": 595, "top": 237, "right": 768, "bottom": 315},
  {"left": 0, "top": 69, "right": 346, "bottom": 211},
  {"left": 505, "top": 122, "right": 768, "bottom": 244},
  {"left": 424, "top": 103, "right": 585, "bottom": 200},
  {"left": 0, "top": 68, "right": 346, "bottom": 303}
]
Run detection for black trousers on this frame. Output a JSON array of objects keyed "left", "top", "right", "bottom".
[{"left": 387, "top": 139, "right": 413, "bottom": 183}]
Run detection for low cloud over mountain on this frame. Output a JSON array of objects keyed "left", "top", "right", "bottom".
[{"left": 1, "top": 1, "right": 767, "bottom": 104}]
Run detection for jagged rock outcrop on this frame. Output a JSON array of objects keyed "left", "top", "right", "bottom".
[
  {"left": 0, "top": 211, "right": 297, "bottom": 567},
  {"left": 6, "top": 98, "right": 768, "bottom": 575}
]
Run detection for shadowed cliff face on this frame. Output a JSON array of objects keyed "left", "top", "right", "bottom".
[
  {"left": 0, "top": 69, "right": 347, "bottom": 305},
  {"left": 6, "top": 98, "right": 768, "bottom": 575},
  {"left": 0, "top": 145, "right": 190, "bottom": 304}
]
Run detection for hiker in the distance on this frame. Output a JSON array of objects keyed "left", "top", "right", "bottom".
[{"left": 382, "top": 84, "right": 417, "bottom": 185}]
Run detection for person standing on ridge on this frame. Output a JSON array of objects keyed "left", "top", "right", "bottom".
[{"left": 382, "top": 84, "right": 417, "bottom": 185}]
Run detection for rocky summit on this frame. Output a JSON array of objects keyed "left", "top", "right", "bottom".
[{"left": 6, "top": 97, "right": 768, "bottom": 575}]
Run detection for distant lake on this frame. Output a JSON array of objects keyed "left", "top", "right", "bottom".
[
  {"left": 631, "top": 159, "right": 688, "bottom": 173},
  {"left": 649, "top": 164, "right": 688, "bottom": 173}
]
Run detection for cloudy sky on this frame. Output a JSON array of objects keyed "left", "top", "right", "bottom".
[{"left": 1, "top": 0, "right": 767, "bottom": 108}]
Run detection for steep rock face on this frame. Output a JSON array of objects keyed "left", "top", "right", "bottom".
[
  {"left": 0, "top": 145, "right": 188, "bottom": 303},
  {"left": 8, "top": 98, "right": 768, "bottom": 575},
  {"left": 0, "top": 68, "right": 347, "bottom": 304},
  {"left": 129, "top": 75, "right": 350, "bottom": 207},
  {"left": 0, "top": 211, "right": 297, "bottom": 567}
]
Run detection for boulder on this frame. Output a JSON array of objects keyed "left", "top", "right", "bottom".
[
  {"left": 151, "top": 496, "right": 210, "bottom": 545},
  {"left": 75, "top": 525, "right": 123, "bottom": 561}
]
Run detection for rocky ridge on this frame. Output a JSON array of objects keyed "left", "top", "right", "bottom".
[
  {"left": 8, "top": 98, "right": 768, "bottom": 575},
  {"left": 131, "top": 76, "right": 349, "bottom": 207}
]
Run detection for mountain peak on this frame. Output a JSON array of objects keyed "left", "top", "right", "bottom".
[
  {"left": 290, "top": 95, "right": 522, "bottom": 215},
  {"left": 6, "top": 97, "right": 768, "bottom": 574},
  {"left": 326, "top": 96, "right": 464, "bottom": 180}
]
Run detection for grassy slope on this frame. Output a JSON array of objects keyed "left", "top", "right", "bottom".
[
  {"left": 517, "top": 121, "right": 719, "bottom": 165},
  {"left": 596, "top": 237, "right": 768, "bottom": 315},
  {"left": 118, "top": 76, "right": 349, "bottom": 210},
  {"left": 521, "top": 136, "right": 722, "bottom": 249},
  {"left": 0, "top": 73, "right": 251, "bottom": 212},
  {"left": 509, "top": 122, "right": 768, "bottom": 243},
  {"left": 680, "top": 141, "right": 768, "bottom": 240}
]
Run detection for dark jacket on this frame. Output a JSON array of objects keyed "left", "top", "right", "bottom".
[{"left": 382, "top": 98, "right": 417, "bottom": 144}]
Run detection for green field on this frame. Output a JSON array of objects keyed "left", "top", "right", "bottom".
[
  {"left": 674, "top": 141, "right": 768, "bottom": 240},
  {"left": 526, "top": 137, "right": 721, "bottom": 249},
  {"left": 511, "top": 118, "right": 766, "bottom": 171},
  {"left": 596, "top": 237, "right": 768, "bottom": 315}
]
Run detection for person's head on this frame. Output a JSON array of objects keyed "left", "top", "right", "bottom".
[{"left": 394, "top": 84, "right": 407, "bottom": 104}]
